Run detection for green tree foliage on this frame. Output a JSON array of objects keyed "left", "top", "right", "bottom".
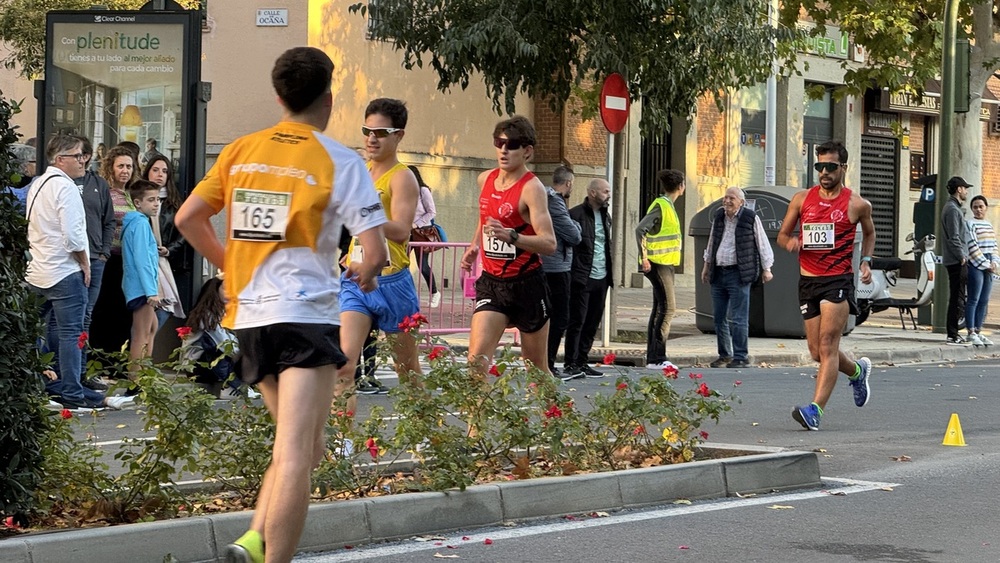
[
  {"left": 0, "top": 0, "right": 201, "bottom": 78},
  {"left": 0, "top": 89, "right": 47, "bottom": 519},
  {"left": 780, "top": 1, "right": 1000, "bottom": 178},
  {"left": 352, "top": 0, "right": 786, "bottom": 132}
]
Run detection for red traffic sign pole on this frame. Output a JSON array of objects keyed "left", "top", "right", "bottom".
[{"left": 600, "top": 73, "right": 630, "bottom": 134}]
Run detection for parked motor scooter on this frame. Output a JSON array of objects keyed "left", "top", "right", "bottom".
[{"left": 855, "top": 233, "right": 936, "bottom": 329}]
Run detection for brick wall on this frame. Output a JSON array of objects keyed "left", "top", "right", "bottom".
[
  {"left": 983, "top": 78, "right": 1000, "bottom": 200},
  {"left": 533, "top": 98, "right": 563, "bottom": 163},
  {"left": 532, "top": 93, "right": 607, "bottom": 168},
  {"left": 909, "top": 116, "right": 924, "bottom": 154},
  {"left": 697, "top": 94, "right": 727, "bottom": 178}
]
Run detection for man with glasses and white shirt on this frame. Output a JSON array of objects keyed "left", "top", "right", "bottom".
[
  {"left": 25, "top": 135, "right": 130, "bottom": 411},
  {"left": 777, "top": 140, "right": 876, "bottom": 431},
  {"left": 339, "top": 98, "right": 423, "bottom": 423}
]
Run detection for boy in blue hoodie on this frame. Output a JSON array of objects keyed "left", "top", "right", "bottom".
[{"left": 122, "top": 179, "right": 162, "bottom": 370}]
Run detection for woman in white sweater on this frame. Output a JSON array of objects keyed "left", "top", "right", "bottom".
[{"left": 966, "top": 195, "right": 998, "bottom": 346}]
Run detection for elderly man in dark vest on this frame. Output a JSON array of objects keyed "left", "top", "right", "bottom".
[{"left": 701, "top": 186, "right": 774, "bottom": 368}]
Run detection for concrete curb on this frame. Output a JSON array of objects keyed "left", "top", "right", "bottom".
[{"left": 0, "top": 447, "right": 819, "bottom": 563}]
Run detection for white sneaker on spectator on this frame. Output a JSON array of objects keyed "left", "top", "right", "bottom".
[
  {"left": 430, "top": 292, "right": 442, "bottom": 308},
  {"left": 979, "top": 334, "right": 994, "bottom": 346},
  {"left": 336, "top": 437, "right": 354, "bottom": 458},
  {"left": 968, "top": 333, "right": 984, "bottom": 347},
  {"left": 646, "top": 360, "right": 678, "bottom": 370},
  {"left": 104, "top": 395, "right": 136, "bottom": 410}
]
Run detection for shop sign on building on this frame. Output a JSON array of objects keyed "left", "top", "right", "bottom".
[
  {"left": 864, "top": 111, "right": 898, "bottom": 137},
  {"left": 796, "top": 22, "right": 850, "bottom": 59}
]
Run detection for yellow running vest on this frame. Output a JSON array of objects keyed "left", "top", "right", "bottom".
[
  {"left": 644, "top": 196, "right": 681, "bottom": 266},
  {"left": 347, "top": 161, "right": 411, "bottom": 275}
]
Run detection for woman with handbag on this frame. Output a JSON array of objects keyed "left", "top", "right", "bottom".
[
  {"left": 143, "top": 155, "right": 186, "bottom": 326},
  {"left": 409, "top": 165, "right": 441, "bottom": 307}
]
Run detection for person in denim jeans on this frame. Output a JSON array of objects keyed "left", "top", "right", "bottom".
[
  {"left": 25, "top": 135, "right": 101, "bottom": 409},
  {"left": 965, "top": 195, "right": 997, "bottom": 347},
  {"left": 700, "top": 187, "right": 774, "bottom": 368},
  {"left": 73, "top": 136, "right": 115, "bottom": 390}
]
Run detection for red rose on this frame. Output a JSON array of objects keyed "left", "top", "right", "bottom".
[
  {"left": 696, "top": 382, "right": 712, "bottom": 397},
  {"left": 602, "top": 353, "right": 616, "bottom": 365},
  {"left": 365, "top": 437, "right": 378, "bottom": 459},
  {"left": 176, "top": 326, "right": 193, "bottom": 339},
  {"left": 616, "top": 382, "right": 628, "bottom": 391},
  {"left": 544, "top": 404, "right": 563, "bottom": 418},
  {"left": 77, "top": 331, "right": 88, "bottom": 349},
  {"left": 700, "top": 430, "right": 710, "bottom": 440},
  {"left": 633, "top": 425, "right": 645, "bottom": 435},
  {"left": 60, "top": 409, "right": 72, "bottom": 419},
  {"left": 427, "top": 345, "right": 448, "bottom": 361},
  {"left": 663, "top": 366, "right": 679, "bottom": 379},
  {"left": 489, "top": 364, "right": 501, "bottom": 377}
]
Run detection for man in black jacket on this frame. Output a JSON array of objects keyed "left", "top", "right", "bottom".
[
  {"left": 74, "top": 136, "right": 115, "bottom": 391},
  {"left": 942, "top": 176, "right": 971, "bottom": 345},
  {"left": 563, "top": 179, "right": 612, "bottom": 378}
]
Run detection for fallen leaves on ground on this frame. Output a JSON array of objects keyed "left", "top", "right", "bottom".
[
  {"left": 433, "top": 553, "right": 459, "bottom": 558},
  {"left": 890, "top": 455, "right": 911, "bottom": 462},
  {"left": 767, "top": 504, "right": 794, "bottom": 510},
  {"left": 735, "top": 492, "right": 756, "bottom": 498},
  {"left": 673, "top": 499, "right": 692, "bottom": 505}
]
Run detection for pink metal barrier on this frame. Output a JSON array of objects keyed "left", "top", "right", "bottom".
[
  {"left": 408, "top": 241, "right": 477, "bottom": 336},
  {"left": 407, "top": 241, "right": 520, "bottom": 344}
]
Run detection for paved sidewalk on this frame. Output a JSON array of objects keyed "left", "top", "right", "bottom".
[{"left": 438, "top": 276, "right": 1000, "bottom": 368}]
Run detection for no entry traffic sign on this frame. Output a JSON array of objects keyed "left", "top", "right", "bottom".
[{"left": 600, "top": 73, "right": 630, "bottom": 134}]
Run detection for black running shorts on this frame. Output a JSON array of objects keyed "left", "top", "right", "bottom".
[
  {"left": 798, "top": 273, "right": 858, "bottom": 320},
  {"left": 233, "top": 323, "right": 347, "bottom": 385},
  {"left": 473, "top": 269, "right": 550, "bottom": 333}
]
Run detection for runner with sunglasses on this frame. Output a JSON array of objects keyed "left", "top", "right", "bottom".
[
  {"left": 339, "top": 98, "right": 423, "bottom": 425},
  {"left": 460, "top": 116, "right": 556, "bottom": 411},
  {"left": 777, "top": 140, "right": 876, "bottom": 431}
]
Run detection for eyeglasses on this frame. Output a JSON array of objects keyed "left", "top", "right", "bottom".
[
  {"left": 57, "top": 153, "right": 87, "bottom": 163},
  {"left": 493, "top": 137, "right": 527, "bottom": 151},
  {"left": 813, "top": 162, "right": 845, "bottom": 173},
  {"left": 361, "top": 126, "right": 403, "bottom": 138}
]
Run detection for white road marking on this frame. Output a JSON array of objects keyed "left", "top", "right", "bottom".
[{"left": 294, "top": 477, "right": 901, "bottom": 561}]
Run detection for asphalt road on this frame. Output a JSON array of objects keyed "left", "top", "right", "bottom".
[
  {"left": 290, "top": 359, "right": 999, "bottom": 563},
  {"left": 74, "top": 359, "right": 1000, "bottom": 562}
]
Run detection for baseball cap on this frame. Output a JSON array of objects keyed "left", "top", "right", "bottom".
[{"left": 946, "top": 176, "right": 973, "bottom": 191}]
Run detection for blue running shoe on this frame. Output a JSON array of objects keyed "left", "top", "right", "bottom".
[
  {"left": 850, "top": 357, "right": 871, "bottom": 408},
  {"left": 792, "top": 404, "right": 821, "bottom": 431}
]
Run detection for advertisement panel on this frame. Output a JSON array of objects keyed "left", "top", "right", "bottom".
[{"left": 46, "top": 15, "right": 185, "bottom": 170}]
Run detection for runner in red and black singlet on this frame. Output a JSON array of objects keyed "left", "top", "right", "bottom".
[
  {"left": 460, "top": 116, "right": 556, "bottom": 425},
  {"left": 798, "top": 185, "right": 856, "bottom": 276},
  {"left": 479, "top": 168, "right": 541, "bottom": 277},
  {"left": 777, "top": 140, "right": 876, "bottom": 433}
]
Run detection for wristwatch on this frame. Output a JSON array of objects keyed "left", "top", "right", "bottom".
[
  {"left": 861, "top": 256, "right": 872, "bottom": 263},
  {"left": 509, "top": 229, "right": 519, "bottom": 243}
]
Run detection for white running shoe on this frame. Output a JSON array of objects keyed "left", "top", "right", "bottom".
[
  {"left": 104, "top": 395, "right": 136, "bottom": 410},
  {"left": 979, "top": 334, "right": 994, "bottom": 346},
  {"left": 430, "top": 292, "right": 441, "bottom": 308},
  {"left": 337, "top": 438, "right": 354, "bottom": 458},
  {"left": 968, "top": 333, "right": 984, "bottom": 347},
  {"left": 646, "top": 360, "right": 678, "bottom": 370}
]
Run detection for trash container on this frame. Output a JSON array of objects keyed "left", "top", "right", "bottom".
[{"left": 690, "top": 186, "right": 861, "bottom": 338}]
